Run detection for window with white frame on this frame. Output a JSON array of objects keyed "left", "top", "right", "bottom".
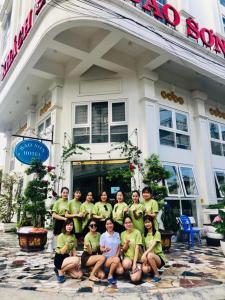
[
  {"left": 223, "top": 16, "right": 225, "bottom": 33},
  {"left": 220, "top": 0, "right": 225, "bottom": 7},
  {"left": 159, "top": 107, "right": 191, "bottom": 150},
  {"left": 214, "top": 170, "right": 225, "bottom": 198},
  {"left": 2, "top": 8, "right": 12, "bottom": 53},
  {"left": 37, "top": 116, "right": 52, "bottom": 138},
  {"left": 209, "top": 121, "right": 225, "bottom": 156},
  {"left": 73, "top": 101, "right": 128, "bottom": 144},
  {"left": 164, "top": 164, "right": 198, "bottom": 197}
]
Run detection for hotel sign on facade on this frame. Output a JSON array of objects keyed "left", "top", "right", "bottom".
[
  {"left": 128, "top": 0, "right": 225, "bottom": 57},
  {"left": 1, "top": 0, "right": 46, "bottom": 81}
]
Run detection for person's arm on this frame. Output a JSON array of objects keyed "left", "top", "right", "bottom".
[
  {"left": 59, "top": 242, "right": 69, "bottom": 255},
  {"left": 141, "top": 240, "right": 157, "bottom": 262},
  {"left": 115, "top": 245, "right": 121, "bottom": 257},
  {"left": 132, "top": 245, "right": 140, "bottom": 271},
  {"left": 122, "top": 239, "right": 130, "bottom": 252},
  {"left": 133, "top": 209, "right": 142, "bottom": 220},
  {"left": 65, "top": 210, "right": 80, "bottom": 218},
  {"left": 52, "top": 212, "right": 67, "bottom": 221}
]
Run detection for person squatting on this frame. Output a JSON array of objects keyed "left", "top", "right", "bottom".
[{"left": 52, "top": 187, "right": 168, "bottom": 285}]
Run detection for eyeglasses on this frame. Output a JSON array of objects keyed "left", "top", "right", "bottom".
[{"left": 89, "top": 223, "right": 97, "bottom": 228}]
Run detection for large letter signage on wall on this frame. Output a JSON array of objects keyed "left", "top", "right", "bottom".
[
  {"left": 14, "top": 139, "right": 49, "bottom": 165},
  {"left": 1, "top": 0, "right": 46, "bottom": 81},
  {"left": 128, "top": 0, "right": 225, "bottom": 58}
]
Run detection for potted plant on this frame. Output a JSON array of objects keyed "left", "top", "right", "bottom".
[
  {"left": 142, "top": 154, "right": 174, "bottom": 251},
  {"left": 212, "top": 210, "right": 225, "bottom": 255},
  {"left": 0, "top": 173, "right": 22, "bottom": 232},
  {"left": 17, "top": 160, "right": 49, "bottom": 251}
]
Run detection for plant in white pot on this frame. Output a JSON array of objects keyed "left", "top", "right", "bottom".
[{"left": 212, "top": 210, "right": 225, "bottom": 256}]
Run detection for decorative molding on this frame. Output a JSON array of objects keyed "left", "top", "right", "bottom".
[
  {"left": 209, "top": 107, "right": 225, "bottom": 120},
  {"left": 161, "top": 90, "right": 184, "bottom": 105},
  {"left": 16, "top": 123, "right": 27, "bottom": 135},
  {"left": 39, "top": 101, "right": 51, "bottom": 116}
]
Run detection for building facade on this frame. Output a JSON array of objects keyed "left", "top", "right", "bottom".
[{"left": 1, "top": 0, "right": 225, "bottom": 225}]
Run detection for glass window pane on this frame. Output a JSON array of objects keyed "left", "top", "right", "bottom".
[
  {"left": 215, "top": 171, "right": 225, "bottom": 198},
  {"left": 110, "top": 125, "right": 128, "bottom": 142},
  {"left": 180, "top": 167, "right": 198, "bottom": 196},
  {"left": 92, "top": 102, "right": 108, "bottom": 143},
  {"left": 181, "top": 200, "right": 197, "bottom": 220},
  {"left": 166, "top": 200, "right": 180, "bottom": 217},
  {"left": 176, "top": 133, "right": 190, "bottom": 150},
  {"left": 164, "top": 165, "right": 183, "bottom": 195},
  {"left": 160, "top": 108, "right": 172, "bottom": 128},
  {"left": 221, "top": 125, "right": 225, "bottom": 141},
  {"left": 112, "top": 103, "right": 125, "bottom": 122},
  {"left": 176, "top": 112, "right": 188, "bottom": 132},
  {"left": 210, "top": 123, "right": 220, "bottom": 139},
  {"left": 37, "top": 123, "right": 44, "bottom": 135},
  {"left": 73, "top": 128, "right": 90, "bottom": 144},
  {"left": 211, "top": 141, "right": 222, "bottom": 156},
  {"left": 159, "top": 129, "right": 175, "bottom": 147},
  {"left": 45, "top": 117, "right": 51, "bottom": 128},
  {"left": 222, "top": 144, "right": 225, "bottom": 156},
  {"left": 75, "top": 105, "right": 88, "bottom": 124},
  {"left": 220, "top": 0, "right": 225, "bottom": 7}
]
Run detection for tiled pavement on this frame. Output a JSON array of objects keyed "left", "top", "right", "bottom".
[{"left": 0, "top": 232, "right": 225, "bottom": 299}]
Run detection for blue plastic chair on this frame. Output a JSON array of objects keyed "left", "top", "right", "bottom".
[{"left": 178, "top": 215, "right": 202, "bottom": 247}]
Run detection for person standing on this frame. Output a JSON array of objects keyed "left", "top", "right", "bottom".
[
  {"left": 93, "top": 191, "right": 112, "bottom": 233},
  {"left": 65, "top": 188, "right": 82, "bottom": 236},
  {"left": 80, "top": 191, "right": 95, "bottom": 234},
  {"left": 52, "top": 187, "right": 69, "bottom": 236},
  {"left": 112, "top": 190, "right": 128, "bottom": 233},
  {"left": 142, "top": 187, "right": 159, "bottom": 230},
  {"left": 129, "top": 190, "right": 144, "bottom": 234}
]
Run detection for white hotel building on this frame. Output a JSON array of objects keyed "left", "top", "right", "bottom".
[{"left": 0, "top": 0, "right": 225, "bottom": 225}]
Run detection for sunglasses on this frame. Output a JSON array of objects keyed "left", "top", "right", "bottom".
[{"left": 89, "top": 223, "right": 97, "bottom": 228}]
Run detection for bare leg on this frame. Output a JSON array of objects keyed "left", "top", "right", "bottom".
[
  {"left": 59, "top": 256, "right": 80, "bottom": 276},
  {"left": 147, "top": 253, "right": 161, "bottom": 277},
  {"left": 105, "top": 257, "right": 120, "bottom": 279},
  {"left": 85, "top": 255, "right": 105, "bottom": 281}
]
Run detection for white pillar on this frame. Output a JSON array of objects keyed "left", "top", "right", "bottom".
[
  {"left": 3, "top": 130, "right": 12, "bottom": 173},
  {"left": 192, "top": 91, "right": 216, "bottom": 206},
  {"left": 138, "top": 69, "right": 159, "bottom": 159}
]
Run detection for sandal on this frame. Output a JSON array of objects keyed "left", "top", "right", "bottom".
[{"left": 89, "top": 276, "right": 100, "bottom": 282}]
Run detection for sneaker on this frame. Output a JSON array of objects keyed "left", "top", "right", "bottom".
[
  {"left": 108, "top": 277, "right": 117, "bottom": 285},
  {"left": 57, "top": 275, "right": 66, "bottom": 283},
  {"left": 152, "top": 276, "right": 161, "bottom": 283}
]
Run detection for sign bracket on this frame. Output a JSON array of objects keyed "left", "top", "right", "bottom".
[{"left": 12, "top": 131, "right": 54, "bottom": 144}]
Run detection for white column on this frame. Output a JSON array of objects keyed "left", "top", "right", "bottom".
[
  {"left": 192, "top": 91, "right": 216, "bottom": 206},
  {"left": 3, "top": 130, "right": 12, "bottom": 173},
  {"left": 138, "top": 69, "right": 159, "bottom": 159},
  {"left": 26, "top": 105, "right": 36, "bottom": 135}
]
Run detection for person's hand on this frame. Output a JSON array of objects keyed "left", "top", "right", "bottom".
[
  {"left": 125, "top": 239, "right": 130, "bottom": 246},
  {"left": 64, "top": 217, "right": 67, "bottom": 221},
  {"left": 124, "top": 207, "right": 129, "bottom": 213},
  {"left": 132, "top": 263, "right": 137, "bottom": 272},
  {"left": 103, "top": 247, "right": 111, "bottom": 253}
]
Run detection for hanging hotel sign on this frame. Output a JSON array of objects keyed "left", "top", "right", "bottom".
[
  {"left": 1, "top": 0, "right": 46, "bottom": 81},
  {"left": 128, "top": 0, "right": 225, "bottom": 57},
  {"left": 14, "top": 139, "right": 49, "bottom": 165}
]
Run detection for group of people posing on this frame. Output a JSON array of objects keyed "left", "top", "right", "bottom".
[{"left": 52, "top": 187, "right": 167, "bottom": 285}]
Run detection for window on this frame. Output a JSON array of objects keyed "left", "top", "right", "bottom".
[
  {"left": 164, "top": 165, "right": 183, "bottom": 196},
  {"left": 73, "top": 101, "right": 128, "bottom": 144},
  {"left": 220, "top": 0, "right": 225, "bottom": 7},
  {"left": 159, "top": 107, "right": 191, "bottom": 150},
  {"left": 209, "top": 121, "right": 225, "bottom": 156},
  {"left": 37, "top": 116, "right": 52, "bottom": 138},
  {"left": 223, "top": 16, "right": 225, "bottom": 33},
  {"left": 2, "top": 9, "right": 11, "bottom": 53},
  {"left": 214, "top": 170, "right": 225, "bottom": 198},
  {"left": 164, "top": 164, "right": 198, "bottom": 197}
]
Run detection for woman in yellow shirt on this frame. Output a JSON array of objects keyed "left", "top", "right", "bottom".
[
  {"left": 81, "top": 218, "right": 105, "bottom": 282},
  {"left": 112, "top": 190, "right": 129, "bottom": 233},
  {"left": 52, "top": 187, "right": 69, "bottom": 236},
  {"left": 128, "top": 190, "right": 144, "bottom": 234},
  {"left": 121, "top": 216, "right": 142, "bottom": 282},
  {"left": 93, "top": 191, "right": 112, "bottom": 233},
  {"left": 80, "top": 191, "right": 95, "bottom": 235},
  {"left": 141, "top": 215, "right": 168, "bottom": 282},
  {"left": 54, "top": 218, "right": 82, "bottom": 283}
]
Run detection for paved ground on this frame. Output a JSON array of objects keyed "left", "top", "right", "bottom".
[{"left": 0, "top": 232, "right": 225, "bottom": 300}]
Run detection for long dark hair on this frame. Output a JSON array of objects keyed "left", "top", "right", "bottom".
[
  {"left": 104, "top": 217, "right": 115, "bottom": 228},
  {"left": 143, "top": 215, "right": 156, "bottom": 237},
  {"left": 62, "top": 218, "right": 75, "bottom": 235},
  {"left": 115, "top": 190, "right": 125, "bottom": 201}
]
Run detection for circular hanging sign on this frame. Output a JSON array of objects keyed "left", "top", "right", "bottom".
[{"left": 14, "top": 139, "right": 49, "bottom": 165}]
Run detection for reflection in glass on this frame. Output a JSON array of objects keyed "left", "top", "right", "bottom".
[
  {"left": 176, "top": 133, "right": 190, "bottom": 150},
  {"left": 164, "top": 165, "right": 183, "bottom": 195},
  {"left": 180, "top": 167, "right": 198, "bottom": 196},
  {"left": 211, "top": 141, "right": 222, "bottom": 156},
  {"left": 159, "top": 129, "right": 175, "bottom": 146},
  {"left": 210, "top": 123, "right": 220, "bottom": 139},
  {"left": 160, "top": 108, "right": 172, "bottom": 128},
  {"left": 176, "top": 112, "right": 188, "bottom": 132}
]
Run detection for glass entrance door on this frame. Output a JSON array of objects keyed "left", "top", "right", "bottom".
[{"left": 72, "top": 160, "right": 130, "bottom": 203}]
